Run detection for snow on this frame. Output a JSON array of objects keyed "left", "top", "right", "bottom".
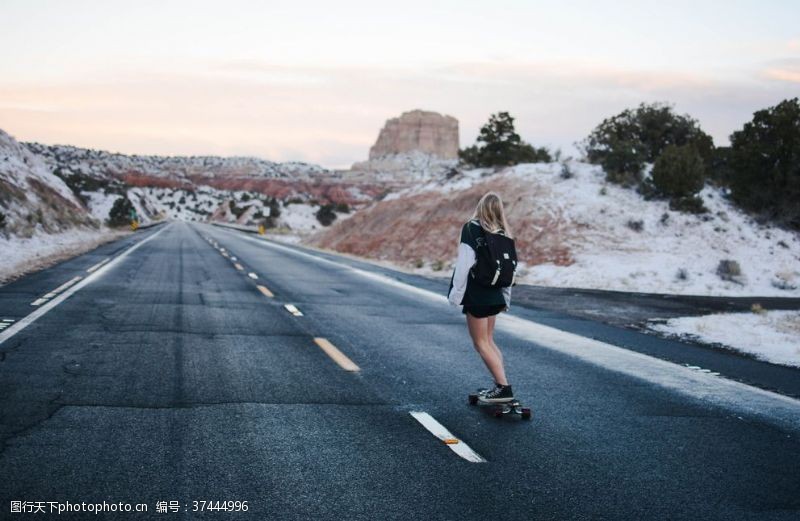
[
  {"left": 0, "top": 228, "right": 124, "bottom": 284},
  {"left": 648, "top": 311, "right": 800, "bottom": 368},
  {"left": 281, "top": 203, "right": 321, "bottom": 231},
  {"left": 80, "top": 191, "right": 121, "bottom": 222},
  {"left": 393, "top": 161, "right": 800, "bottom": 297}
]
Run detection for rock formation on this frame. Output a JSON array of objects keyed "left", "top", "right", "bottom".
[{"left": 368, "top": 110, "right": 459, "bottom": 160}]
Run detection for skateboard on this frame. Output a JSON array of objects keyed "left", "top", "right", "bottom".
[{"left": 468, "top": 389, "right": 532, "bottom": 420}]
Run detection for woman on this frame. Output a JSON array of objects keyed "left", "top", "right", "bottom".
[{"left": 447, "top": 192, "right": 514, "bottom": 403}]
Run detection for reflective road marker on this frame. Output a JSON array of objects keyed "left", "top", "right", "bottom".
[
  {"left": 248, "top": 272, "right": 258, "bottom": 280},
  {"left": 313, "top": 337, "right": 360, "bottom": 372},
  {"left": 257, "top": 285, "right": 274, "bottom": 298},
  {"left": 234, "top": 263, "right": 244, "bottom": 271},
  {"left": 410, "top": 411, "right": 486, "bottom": 463}
]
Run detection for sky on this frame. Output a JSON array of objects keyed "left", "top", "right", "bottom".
[{"left": 1, "top": 0, "right": 798, "bottom": 168}]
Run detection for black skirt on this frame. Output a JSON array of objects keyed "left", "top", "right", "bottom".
[{"left": 462, "top": 304, "right": 505, "bottom": 318}]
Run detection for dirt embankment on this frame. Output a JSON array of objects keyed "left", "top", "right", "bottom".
[{"left": 307, "top": 174, "right": 575, "bottom": 268}]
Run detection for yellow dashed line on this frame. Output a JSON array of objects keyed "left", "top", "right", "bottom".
[
  {"left": 257, "top": 285, "right": 274, "bottom": 298},
  {"left": 313, "top": 337, "right": 360, "bottom": 372}
]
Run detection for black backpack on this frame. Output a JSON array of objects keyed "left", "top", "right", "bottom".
[{"left": 469, "top": 223, "right": 517, "bottom": 288}]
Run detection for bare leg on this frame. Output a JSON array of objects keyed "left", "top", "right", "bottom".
[
  {"left": 486, "top": 315, "right": 505, "bottom": 376},
  {"left": 467, "top": 313, "right": 508, "bottom": 385}
]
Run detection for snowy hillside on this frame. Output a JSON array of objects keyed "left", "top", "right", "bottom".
[
  {"left": 310, "top": 161, "right": 800, "bottom": 297},
  {"left": 0, "top": 129, "right": 97, "bottom": 237}
]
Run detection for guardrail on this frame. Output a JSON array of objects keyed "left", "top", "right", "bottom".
[{"left": 210, "top": 221, "right": 261, "bottom": 234}]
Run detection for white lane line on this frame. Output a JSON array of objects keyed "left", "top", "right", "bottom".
[
  {"left": 49, "top": 275, "right": 82, "bottom": 295},
  {"left": 228, "top": 231, "right": 800, "bottom": 433},
  {"left": 248, "top": 272, "right": 258, "bottom": 280},
  {"left": 410, "top": 411, "right": 486, "bottom": 463},
  {"left": 86, "top": 258, "right": 110, "bottom": 273},
  {"left": 32, "top": 275, "right": 84, "bottom": 305},
  {"left": 0, "top": 226, "right": 168, "bottom": 346},
  {"left": 284, "top": 304, "right": 304, "bottom": 317}
]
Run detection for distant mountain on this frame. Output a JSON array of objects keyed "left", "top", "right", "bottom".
[{"left": 24, "top": 142, "right": 330, "bottom": 187}]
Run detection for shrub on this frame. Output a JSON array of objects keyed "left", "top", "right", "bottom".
[
  {"left": 716, "top": 260, "right": 743, "bottom": 284},
  {"left": 432, "top": 260, "right": 445, "bottom": 271},
  {"left": 583, "top": 102, "right": 713, "bottom": 185},
  {"left": 333, "top": 202, "right": 350, "bottom": 214},
  {"left": 560, "top": 162, "right": 574, "bottom": 179},
  {"left": 413, "top": 259, "right": 424, "bottom": 269},
  {"left": 107, "top": 196, "right": 135, "bottom": 227},
  {"left": 669, "top": 196, "right": 707, "bottom": 214},
  {"left": 652, "top": 144, "right": 706, "bottom": 199},
  {"left": 626, "top": 219, "right": 644, "bottom": 232},
  {"left": 459, "top": 112, "right": 551, "bottom": 167},
  {"left": 728, "top": 98, "right": 800, "bottom": 228},
  {"left": 315, "top": 204, "right": 337, "bottom": 226},
  {"left": 0, "top": 210, "right": 6, "bottom": 229},
  {"left": 268, "top": 199, "right": 281, "bottom": 219},
  {"left": 675, "top": 268, "right": 689, "bottom": 281}
]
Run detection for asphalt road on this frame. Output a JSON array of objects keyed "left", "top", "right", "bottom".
[{"left": 1, "top": 221, "right": 798, "bottom": 520}]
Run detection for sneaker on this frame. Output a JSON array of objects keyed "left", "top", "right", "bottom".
[
  {"left": 479, "top": 383, "right": 514, "bottom": 403},
  {"left": 476, "top": 384, "right": 496, "bottom": 396}
]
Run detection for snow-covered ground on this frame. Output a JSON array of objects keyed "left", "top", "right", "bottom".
[
  {"left": 0, "top": 228, "right": 127, "bottom": 284},
  {"left": 375, "top": 161, "right": 800, "bottom": 297},
  {"left": 648, "top": 311, "right": 800, "bottom": 368}
]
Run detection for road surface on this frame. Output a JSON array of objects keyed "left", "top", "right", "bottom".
[{"left": 1, "top": 221, "right": 798, "bottom": 520}]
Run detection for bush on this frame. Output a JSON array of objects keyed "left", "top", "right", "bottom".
[
  {"left": 560, "top": 162, "right": 574, "bottom": 179},
  {"left": 669, "top": 196, "right": 707, "bottom": 214},
  {"left": 652, "top": 144, "right": 705, "bottom": 199},
  {"left": 716, "top": 259, "right": 743, "bottom": 284},
  {"left": 315, "top": 204, "right": 337, "bottom": 226},
  {"left": 583, "top": 102, "right": 714, "bottom": 185},
  {"left": 459, "top": 112, "right": 551, "bottom": 167},
  {"left": 107, "top": 197, "right": 135, "bottom": 227},
  {"left": 0, "top": 210, "right": 5, "bottom": 229},
  {"left": 626, "top": 219, "right": 644, "bottom": 232},
  {"left": 333, "top": 202, "right": 350, "bottom": 214},
  {"left": 728, "top": 98, "right": 800, "bottom": 228}
]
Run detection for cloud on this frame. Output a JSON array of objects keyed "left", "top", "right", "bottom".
[
  {"left": 762, "top": 58, "right": 800, "bottom": 84},
  {"left": 1, "top": 59, "right": 798, "bottom": 167}
]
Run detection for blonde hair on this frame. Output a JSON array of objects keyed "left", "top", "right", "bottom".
[{"left": 472, "top": 192, "right": 512, "bottom": 238}]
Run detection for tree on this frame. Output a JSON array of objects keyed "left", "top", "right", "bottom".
[
  {"left": 315, "top": 204, "right": 337, "bottom": 226},
  {"left": 583, "top": 102, "right": 714, "bottom": 185},
  {"left": 107, "top": 196, "right": 135, "bottom": 227},
  {"left": 459, "top": 112, "right": 551, "bottom": 167},
  {"left": 652, "top": 145, "right": 707, "bottom": 214},
  {"left": 728, "top": 98, "right": 800, "bottom": 228},
  {"left": 652, "top": 145, "right": 705, "bottom": 199}
]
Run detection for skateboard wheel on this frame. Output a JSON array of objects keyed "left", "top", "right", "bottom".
[
  {"left": 468, "top": 394, "right": 478, "bottom": 405},
  {"left": 494, "top": 409, "right": 504, "bottom": 418},
  {"left": 521, "top": 408, "right": 532, "bottom": 420}
]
